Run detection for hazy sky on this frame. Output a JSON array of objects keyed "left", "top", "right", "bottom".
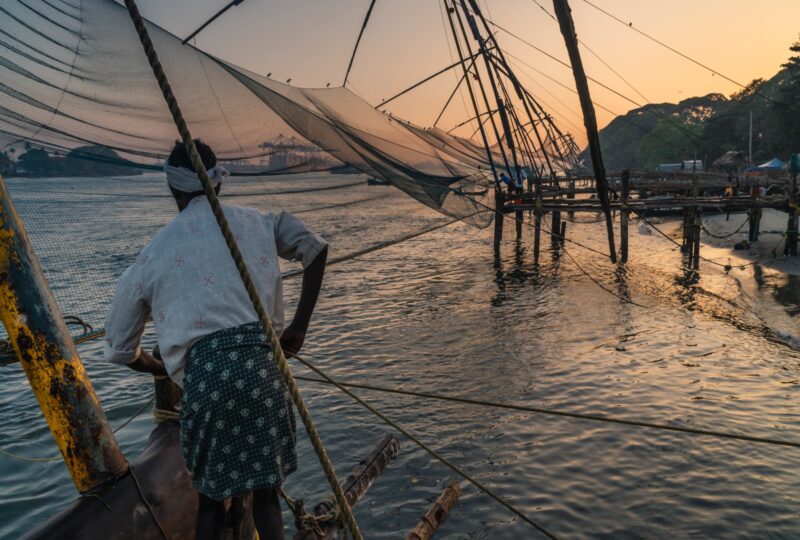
[{"left": 137, "top": 0, "right": 800, "bottom": 147}]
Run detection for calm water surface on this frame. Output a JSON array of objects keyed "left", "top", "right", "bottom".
[{"left": 0, "top": 173, "right": 798, "bottom": 539}]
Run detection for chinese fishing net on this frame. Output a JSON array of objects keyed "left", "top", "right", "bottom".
[{"left": 0, "top": 0, "right": 496, "bottom": 338}]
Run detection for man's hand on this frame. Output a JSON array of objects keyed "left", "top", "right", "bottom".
[
  {"left": 281, "top": 245, "right": 327, "bottom": 357},
  {"left": 128, "top": 347, "right": 168, "bottom": 377},
  {"left": 280, "top": 324, "right": 306, "bottom": 357}
]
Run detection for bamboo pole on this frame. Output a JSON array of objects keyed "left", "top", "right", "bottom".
[
  {"left": 0, "top": 175, "right": 127, "bottom": 492},
  {"left": 404, "top": 480, "right": 462, "bottom": 540},
  {"left": 552, "top": 0, "right": 617, "bottom": 262}
]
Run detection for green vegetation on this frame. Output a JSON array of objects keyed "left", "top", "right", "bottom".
[{"left": 588, "top": 38, "right": 800, "bottom": 171}]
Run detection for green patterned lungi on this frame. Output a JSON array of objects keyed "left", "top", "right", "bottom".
[{"left": 180, "top": 322, "right": 297, "bottom": 500}]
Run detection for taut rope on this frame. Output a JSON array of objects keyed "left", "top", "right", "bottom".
[{"left": 121, "top": 2, "right": 362, "bottom": 538}]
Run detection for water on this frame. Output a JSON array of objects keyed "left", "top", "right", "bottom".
[{"left": 1, "top": 173, "right": 799, "bottom": 539}]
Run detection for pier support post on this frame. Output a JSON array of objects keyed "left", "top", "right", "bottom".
[
  {"left": 0, "top": 175, "right": 127, "bottom": 493},
  {"left": 620, "top": 169, "right": 630, "bottom": 263},
  {"left": 551, "top": 209, "right": 561, "bottom": 245},
  {"left": 494, "top": 188, "right": 504, "bottom": 252},
  {"left": 559, "top": 220, "right": 567, "bottom": 246},
  {"left": 533, "top": 198, "right": 542, "bottom": 262},
  {"left": 692, "top": 208, "right": 701, "bottom": 270},
  {"left": 567, "top": 172, "right": 575, "bottom": 220},
  {"left": 785, "top": 154, "right": 798, "bottom": 256}
]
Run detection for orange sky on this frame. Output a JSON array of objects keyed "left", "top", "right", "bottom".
[{"left": 139, "top": 0, "right": 800, "bottom": 148}]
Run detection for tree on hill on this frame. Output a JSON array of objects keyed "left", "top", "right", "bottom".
[
  {"left": 775, "top": 36, "right": 800, "bottom": 152},
  {"left": 62, "top": 144, "right": 141, "bottom": 176},
  {"left": 588, "top": 37, "right": 800, "bottom": 170}
]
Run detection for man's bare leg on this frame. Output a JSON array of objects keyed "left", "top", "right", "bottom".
[
  {"left": 253, "top": 488, "right": 285, "bottom": 540},
  {"left": 196, "top": 494, "right": 226, "bottom": 540}
]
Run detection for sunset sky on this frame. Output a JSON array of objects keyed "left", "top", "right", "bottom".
[{"left": 138, "top": 0, "right": 800, "bottom": 147}]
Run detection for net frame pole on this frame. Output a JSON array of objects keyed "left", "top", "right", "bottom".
[
  {"left": 442, "top": 0, "right": 499, "bottom": 185},
  {"left": 343, "top": 0, "right": 378, "bottom": 86},
  {"left": 122, "top": 3, "right": 362, "bottom": 538},
  {"left": 456, "top": 0, "right": 520, "bottom": 179},
  {"left": 0, "top": 175, "right": 128, "bottom": 492},
  {"left": 552, "top": 0, "right": 617, "bottom": 262},
  {"left": 182, "top": 0, "right": 246, "bottom": 44}
]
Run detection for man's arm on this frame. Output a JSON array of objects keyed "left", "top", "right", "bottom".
[
  {"left": 280, "top": 245, "right": 327, "bottom": 356},
  {"left": 127, "top": 347, "right": 168, "bottom": 377}
]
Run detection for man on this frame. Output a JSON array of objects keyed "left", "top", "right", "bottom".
[{"left": 104, "top": 140, "right": 328, "bottom": 540}]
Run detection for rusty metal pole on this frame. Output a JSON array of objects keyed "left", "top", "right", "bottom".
[
  {"left": 0, "top": 175, "right": 127, "bottom": 492},
  {"left": 552, "top": 0, "right": 617, "bottom": 262}
]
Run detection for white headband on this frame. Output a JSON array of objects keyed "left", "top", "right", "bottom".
[{"left": 164, "top": 164, "right": 228, "bottom": 193}]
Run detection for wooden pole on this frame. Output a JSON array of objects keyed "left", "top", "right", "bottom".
[
  {"left": 405, "top": 480, "right": 462, "bottom": 540},
  {"left": 691, "top": 167, "right": 700, "bottom": 269},
  {"left": 620, "top": 169, "right": 630, "bottom": 263},
  {"left": 552, "top": 0, "right": 616, "bottom": 262},
  {"left": 786, "top": 154, "right": 798, "bottom": 256},
  {"left": 559, "top": 220, "right": 567, "bottom": 245}
]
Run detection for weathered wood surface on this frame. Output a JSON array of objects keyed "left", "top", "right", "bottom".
[
  {"left": 404, "top": 480, "right": 462, "bottom": 540},
  {"left": 293, "top": 434, "right": 400, "bottom": 540}
]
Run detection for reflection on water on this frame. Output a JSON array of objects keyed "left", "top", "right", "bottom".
[{"left": 0, "top": 174, "right": 798, "bottom": 539}]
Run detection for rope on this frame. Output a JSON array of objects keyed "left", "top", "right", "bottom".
[
  {"left": 152, "top": 407, "right": 180, "bottom": 423},
  {"left": 699, "top": 214, "right": 751, "bottom": 239},
  {"left": 0, "top": 396, "right": 157, "bottom": 463},
  {"left": 292, "top": 371, "right": 800, "bottom": 449},
  {"left": 282, "top": 218, "right": 460, "bottom": 279},
  {"left": 280, "top": 488, "right": 341, "bottom": 538},
  {"left": 127, "top": 461, "right": 169, "bottom": 539},
  {"left": 121, "top": 2, "right": 361, "bottom": 537},
  {"left": 289, "top": 353, "right": 558, "bottom": 539}
]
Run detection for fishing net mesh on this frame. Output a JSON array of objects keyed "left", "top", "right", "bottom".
[{"left": 0, "top": 0, "right": 496, "bottom": 340}]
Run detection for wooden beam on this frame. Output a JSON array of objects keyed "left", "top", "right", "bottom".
[{"left": 552, "top": 0, "right": 616, "bottom": 262}]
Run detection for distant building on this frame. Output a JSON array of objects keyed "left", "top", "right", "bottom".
[
  {"left": 655, "top": 160, "right": 704, "bottom": 172},
  {"left": 655, "top": 163, "right": 683, "bottom": 172}
]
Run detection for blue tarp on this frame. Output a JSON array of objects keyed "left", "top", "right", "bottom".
[{"left": 756, "top": 157, "right": 784, "bottom": 170}]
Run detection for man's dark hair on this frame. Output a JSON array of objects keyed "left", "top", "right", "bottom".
[{"left": 167, "top": 139, "right": 217, "bottom": 172}]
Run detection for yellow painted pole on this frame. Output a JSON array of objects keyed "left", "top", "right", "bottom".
[{"left": 0, "top": 175, "right": 127, "bottom": 492}]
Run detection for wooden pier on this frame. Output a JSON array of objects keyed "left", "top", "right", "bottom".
[{"left": 495, "top": 166, "right": 798, "bottom": 265}]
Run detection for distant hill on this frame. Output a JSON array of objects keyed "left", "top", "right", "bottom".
[
  {"left": 583, "top": 39, "right": 800, "bottom": 172},
  {"left": 12, "top": 144, "right": 146, "bottom": 177}
]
